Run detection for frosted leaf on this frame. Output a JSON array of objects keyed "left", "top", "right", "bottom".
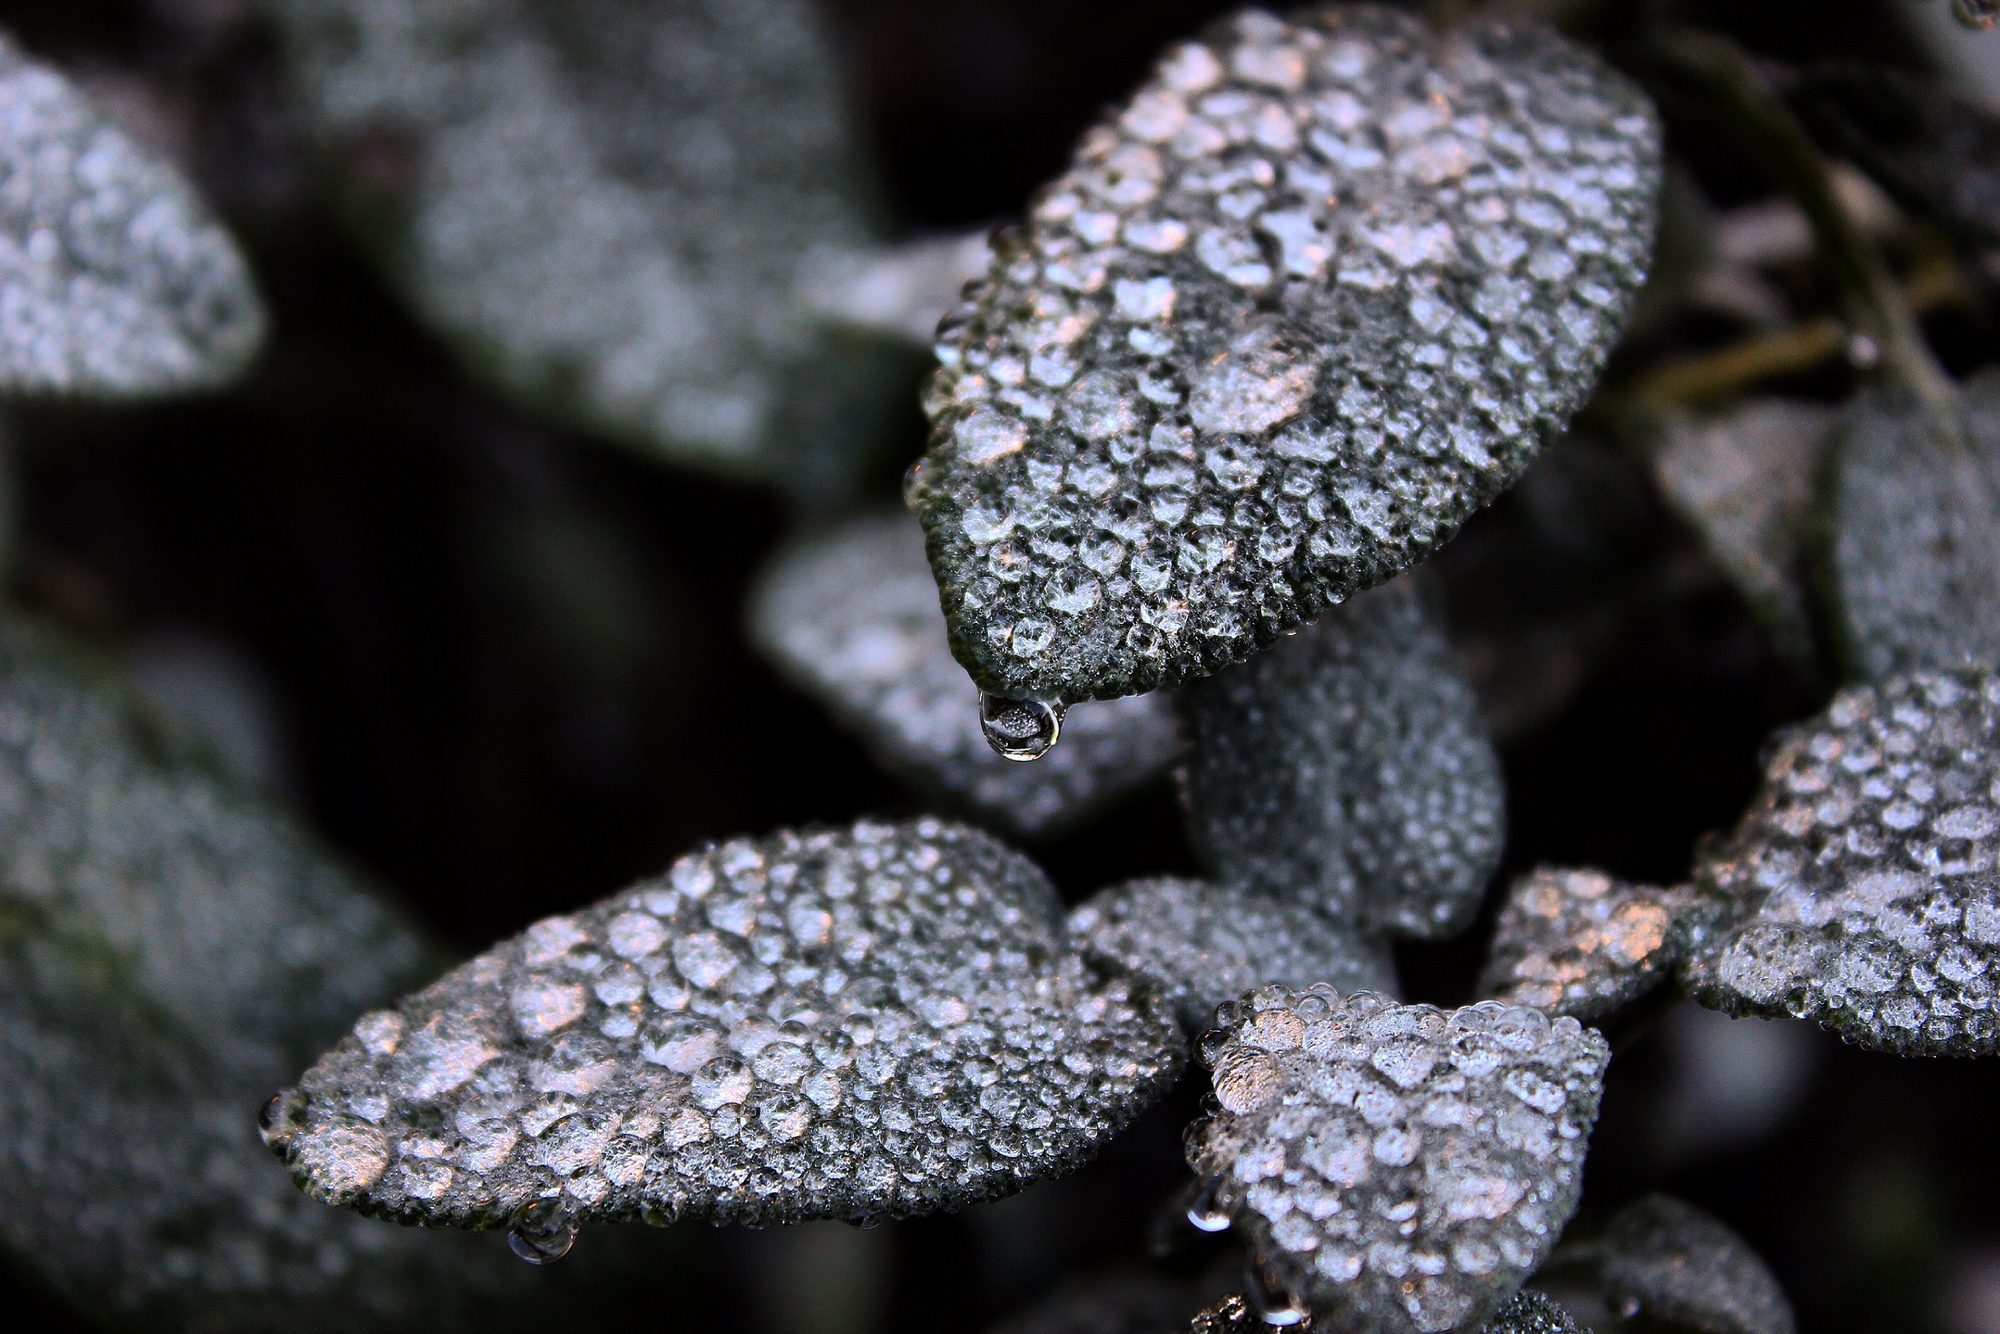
[
  {"left": 0, "top": 33, "right": 264, "bottom": 394},
  {"left": 1679, "top": 670, "right": 2000, "bottom": 1056},
  {"left": 1652, "top": 401, "right": 1836, "bottom": 679},
  {"left": 908, "top": 5, "right": 1661, "bottom": 702},
  {"left": 750, "top": 510, "right": 1180, "bottom": 839},
  {"left": 0, "top": 619, "right": 631, "bottom": 1328},
  {"left": 269, "top": 0, "right": 898, "bottom": 494},
  {"left": 1592, "top": 1195, "right": 1796, "bottom": 1334},
  {"left": 1828, "top": 378, "right": 2000, "bottom": 680},
  {"left": 1477, "top": 868, "right": 1701, "bottom": 1022},
  {"left": 1186, "top": 988, "right": 1609, "bottom": 1334},
  {"left": 1179, "top": 577, "right": 1505, "bottom": 939},
  {"left": 1187, "top": 1289, "right": 1577, "bottom": 1334},
  {"left": 267, "top": 818, "right": 1185, "bottom": 1230},
  {"left": 1069, "top": 877, "right": 1399, "bottom": 1031}
]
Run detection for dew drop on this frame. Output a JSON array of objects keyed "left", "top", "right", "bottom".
[
  {"left": 1245, "top": 1254, "right": 1312, "bottom": 1327},
  {"left": 1185, "top": 1175, "right": 1235, "bottom": 1232},
  {"left": 1955, "top": 0, "right": 1998, "bottom": 31},
  {"left": 846, "top": 1213, "right": 882, "bottom": 1230},
  {"left": 980, "top": 693, "right": 1064, "bottom": 761},
  {"left": 508, "top": 1201, "right": 579, "bottom": 1265}
]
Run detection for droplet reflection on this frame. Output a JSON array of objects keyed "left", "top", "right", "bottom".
[
  {"left": 979, "top": 693, "right": 1063, "bottom": 761},
  {"left": 507, "top": 1217, "right": 578, "bottom": 1265}
]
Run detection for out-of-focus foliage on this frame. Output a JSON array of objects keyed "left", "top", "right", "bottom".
[{"left": 1478, "top": 867, "right": 1699, "bottom": 1022}]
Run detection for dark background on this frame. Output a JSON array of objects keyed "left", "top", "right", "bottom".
[{"left": 1, "top": 1, "right": 1995, "bottom": 1331}]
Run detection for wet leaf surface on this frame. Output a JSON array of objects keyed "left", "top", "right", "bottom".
[
  {"left": 1478, "top": 868, "right": 1699, "bottom": 1022},
  {"left": 1595, "top": 1195, "right": 1796, "bottom": 1334}
]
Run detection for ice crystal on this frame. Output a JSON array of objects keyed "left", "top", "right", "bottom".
[
  {"left": 1478, "top": 868, "right": 1700, "bottom": 1022},
  {"left": 751, "top": 510, "right": 1180, "bottom": 839},
  {"left": 1594, "top": 1195, "right": 1796, "bottom": 1334},
  {"left": 1186, "top": 987, "right": 1609, "bottom": 1334},
  {"left": 1828, "top": 379, "right": 2000, "bottom": 681},
  {"left": 1680, "top": 671, "right": 2000, "bottom": 1056},
  {"left": 908, "top": 4, "right": 1661, "bottom": 703},
  {"left": 1069, "top": 877, "right": 1398, "bottom": 1031},
  {"left": 267, "top": 818, "right": 1185, "bottom": 1230},
  {"left": 1179, "top": 578, "right": 1504, "bottom": 939},
  {"left": 0, "top": 619, "right": 612, "bottom": 1328},
  {"left": 0, "top": 33, "right": 263, "bottom": 394},
  {"left": 1652, "top": 401, "right": 1835, "bottom": 678},
  {"left": 269, "top": 0, "right": 899, "bottom": 494}
]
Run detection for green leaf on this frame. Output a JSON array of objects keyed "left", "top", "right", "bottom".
[
  {"left": 1478, "top": 868, "right": 1700, "bottom": 1022},
  {"left": 1679, "top": 670, "right": 2000, "bottom": 1056},
  {"left": 1827, "top": 379, "right": 2000, "bottom": 681},
  {"left": 0, "top": 33, "right": 264, "bottom": 395},
  {"left": 750, "top": 509, "right": 1180, "bottom": 839},
  {"left": 267, "top": 818, "right": 1185, "bottom": 1233},
  {"left": 1179, "top": 577, "right": 1504, "bottom": 939},
  {"left": 1069, "top": 877, "right": 1398, "bottom": 1031},
  {"left": 268, "top": 0, "right": 903, "bottom": 496},
  {"left": 1184, "top": 987, "right": 1609, "bottom": 1334},
  {"left": 906, "top": 5, "right": 1661, "bottom": 704}
]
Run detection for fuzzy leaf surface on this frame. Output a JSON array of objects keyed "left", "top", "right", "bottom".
[
  {"left": 908, "top": 4, "right": 1661, "bottom": 702},
  {"left": 0, "top": 34, "right": 263, "bottom": 394},
  {"left": 1069, "top": 876, "right": 1397, "bottom": 1031},
  {"left": 751, "top": 510, "right": 1179, "bottom": 839},
  {"left": 1680, "top": 671, "right": 2000, "bottom": 1055},
  {"left": 1185, "top": 988, "right": 1609, "bottom": 1334},
  {"left": 268, "top": 818, "right": 1185, "bottom": 1230},
  {"left": 1179, "top": 577, "right": 1504, "bottom": 938},
  {"left": 1478, "top": 868, "right": 1698, "bottom": 1022}
]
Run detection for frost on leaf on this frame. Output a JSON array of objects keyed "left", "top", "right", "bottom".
[
  {"left": 907, "top": 4, "right": 1662, "bottom": 703},
  {"left": 1069, "top": 877, "right": 1398, "bottom": 1031},
  {"left": 1477, "top": 868, "right": 1700, "bottom": 1022},
  {"left": 267, "top": 818, "right": 1185, "bottom": 1231},
  {"left": 1679, "top": 671, "right": 2000, "bottom": 1056},
  {"left": 1828, "top": 378, "right": 2000, "bottom": 681},
  {"left": 269, "top": 0, "right": 899, "bottom": 494},
  {"left": 1591, "top": 1195, "right": 1796, "bottom": 1334},
  {"left": 1652, "top": 401, "right": 1836, "bottom": 680},
  {"left": 0, "top": 34, "right": 264, "bottom": 394},
  {"left": 1185, "top": 987, "right": 1609, "bottom": 1334},
  {"left": 750, "top": 510, "right": 1180, "bottom": 839},
  {"left": 1179, "top": 577, "right": 1504, "bottom": 939},
  {"left": 0, "top": 619, "right": 619, "bottom": 1329}
]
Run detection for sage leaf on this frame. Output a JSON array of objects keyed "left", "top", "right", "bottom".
[
  {"left": 750, "top": 509, "right": 1180, "bottom": 839},
  {"left": 1828, "top": 378, "right": 2000, "bottom": 681},
  {"left": 1068, "top": 877, "right": 1398, "bottom": 1031},
  {"left": 0, "top": 33, "right": 264, "bottom": 394},
  {"left": 1679, "top": 670, "right": 2000, "bottom": 1056},
  {"left": 1185, "top": 987, "right": 1609, "bottom": 1334},
  {"left": 1652, "top": 401, "right": 1836, "bottom": 682},
  {"left": 1477, "top": 868, "right": 1701, "bottom": 1022},
  {"left": 268, "top": 0, "right": 901, "bottom": 495},
  {"left": 907, "top": 4, "right": 1661, "bottom": 704},
  {"left": 267, "top": 818, "right": 1185, "bottom": 1232},
  {"left": 1179, "top": 577, "right": 1504, "bottom": 939},
  {"left": 1595, "top": 1195, "right": 1796, "bottom": 1334}
]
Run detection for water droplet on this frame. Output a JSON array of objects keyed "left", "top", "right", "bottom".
[
  {"left": 1955, "top": 0, "right": 1998, "bottom": 31},
  {"left": 508, "top": 1200, "right": 578, "bottom": 1264},
  {"left": 1185, "top": 1175, "right": 1235, "bottom": 1232},
  {"left": 902, "top": 457, "right": 930, "bottom": 510},
  {"left": 1845, "top": 333, "right": 1880, "bottom": 369},
  {"left": 980, "top": 693, "right": 1064, "bottom": 761},
  {"left": 1245, "top": 1254, "right": 1312, "bottom": 1327},
  {"left": 1617, "top": 1296, "right": 1643, "bottom": 1320},
  {"left": 846, "top": 1213, "right": 881, "bottom": 1230}
]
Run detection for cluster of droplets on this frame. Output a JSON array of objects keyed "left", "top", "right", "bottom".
[
  {"left": 0, "top": 34, "right": 263, "bottom": 393},
  {"left": 1185, "top": 986, "right": 1609, "bottom": 1334},
  {"left": 264, "top": 818, "right": 1184, "bottom": 1243},
  {"left": 748, "top": 510, "right": 1180, "bottom": 830},
  {"left": 1477, "top": 868, "right": 1698, "bottom": 1022},
  {"left": 908, "top": 5, "right": 1660, "bottom": 703},
  {"left": 1683, "top": 671, "right": 2000, "bottom": 1056}
]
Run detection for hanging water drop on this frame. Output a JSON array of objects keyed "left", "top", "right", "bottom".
[
  {"left": 1185, "top": 1176, "right": 1235, "bottom": 1233},
  {"left": 902, "top": 456, "right": 930, "bottom": 510},
  {"left": 507, "top": 1208, "right": 579, "bottom": 1265},
  {"left": 1954, "top": 0, "right": 1998, "bottom": 31},
  {"left": 1244, "top": 1254, "right": 1312, "bottom": 1327},
  {"left": 846, "top": 1213, "right": 881, "bottom": 1230},
  {"left": 979, "top": 693, "right": 1063, "bottom": 761}
]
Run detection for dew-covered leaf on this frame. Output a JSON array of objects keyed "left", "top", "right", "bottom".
[
  {"left": 1652, "top": 400, "right": 1836, "bottom": 681},
  {"left": 750, "top": 509, "right": 1180, "bottom": 839},
  {"left": 1179, "top": 577, "right": 1505, "bottom": 939},
  {"left": 1827, "top": 378, "right": 2000, "bottom": 681},
  {"left": 267, "top": 818, "right": 1185, "bottom": 1232},
  {"left": 1185, "top": 987, "right": 1610, "bottom": 1334},
  {"left": 1190, "top": 1287, "right": 1579, "bottom": 1334},
  {"left": 1069, "top": 877, "right": 1398, "bottom": 1031},
  {"left": 906, "top": 4, "right": 1661, "bottom": 703},
  {"left": 0, "top": 618, "right": 656, "bottom": 1328},
  {"left": 268, "top": 0, "right": 901, "bottom": 494},
  {"left": 1793, "top": 66, "right": 2000, "bottom": 245},
  {"left": 1593, "top": 1195, "right": 1796, "bottom": 1334},
  {"left": 1679, "top": 670, "right": 2000, "bottom": 1055},
  {"left": 0, "top": 33, "right": 264, "bottom": 395},
  {"left": 1477, "top": 868, "right": 1700, "bottom": 1022}
]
